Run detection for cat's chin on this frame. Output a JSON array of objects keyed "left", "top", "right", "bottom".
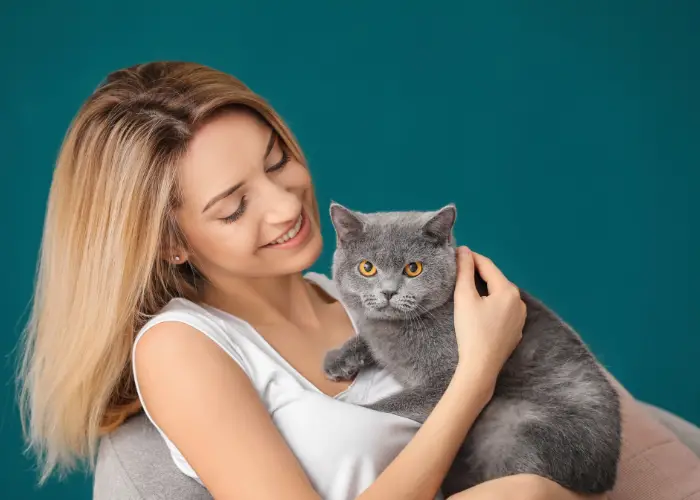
[{"left": 364, "top": 307, "right": 412, "bottom": 321}]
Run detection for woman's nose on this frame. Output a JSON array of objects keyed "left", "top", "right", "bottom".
[{"left": 262, "top": 178, "right": 301, "bottom": 225}]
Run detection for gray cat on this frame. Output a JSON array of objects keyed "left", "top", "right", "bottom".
[{"left": 323, "top": 203, "right": 621, "bottom": 496}]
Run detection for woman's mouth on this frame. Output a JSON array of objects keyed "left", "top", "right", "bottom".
[{"left": 263, "top": 209, "right": 311, "bottom": 249}]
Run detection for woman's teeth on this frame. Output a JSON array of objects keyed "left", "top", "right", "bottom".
[{"left": 269, "top": 214, "right": 303, "bottom": 245}]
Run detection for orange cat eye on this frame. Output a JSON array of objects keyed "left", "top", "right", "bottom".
[
  {"left": 359, "top": 260, "right": 377, "bottom": 277},
  {"left": 404, "top": 261, "right": 423, "bottom": 277}
]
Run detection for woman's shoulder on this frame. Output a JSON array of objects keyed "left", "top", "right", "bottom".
[
  {"left": 136, "top": 297, "right": 223, "bottom": 340},
  {"left": 128, "top": 298, "right": 257, "bottom": 486},
  {"left": 133, "top": 297, "right": 252, "bottom": 371}
]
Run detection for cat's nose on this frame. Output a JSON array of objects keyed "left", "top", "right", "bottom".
[{"left": 382, "top": 290, "right": 397, "bottom": 300}]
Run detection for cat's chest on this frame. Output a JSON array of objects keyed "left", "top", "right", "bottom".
[{"left": 361, "top": 314, "right": 457, "bottom": 386}]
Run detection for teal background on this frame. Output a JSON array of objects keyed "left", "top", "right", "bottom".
[{"left": 2, "top": 0, "right": 698, "bottom": 498}]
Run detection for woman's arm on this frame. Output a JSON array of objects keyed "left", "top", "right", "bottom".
[
  {"left": 135, "top": 322, "right": 321, "bottom": 500},
  {"left": 447, "top": 474, "right": 607, "bottom": 500},
  {"left": 135, "top": 321, "right": 494, "bottom": 500},
  {"left": 359, "top": 363, "right": 496, "bottom": 499},
  {"left": 135, "top": 248, "right": 526, "bottom": 500}
]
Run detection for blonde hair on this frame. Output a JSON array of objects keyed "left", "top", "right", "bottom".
[{"left": 16, "top": 61, "right": 311, "bottom": 483}]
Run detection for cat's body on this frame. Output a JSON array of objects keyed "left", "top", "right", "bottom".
[{"left": 324, "top": 203, "right": 621, "bottom": 496}]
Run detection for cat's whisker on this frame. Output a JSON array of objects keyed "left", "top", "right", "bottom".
[
  {"left": 407, "top": 309, "right": 429, "bottom": 341},
  {"left": 407, "top": 311, "right": 423, "bottom": 341},
  {"left": 414, "top": 303, "right": 438, "bottom": 322}
]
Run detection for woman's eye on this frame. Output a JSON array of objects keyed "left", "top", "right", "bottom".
[
  {"left": 358, "top": 260, "right": 377, "bottom": 277},
  {"left": 266, "top": 150, "right": 290, "bottom": 173},
  {"left": 221, "top": 196, "right": 247, "bottom": 224},
  {"left": 403, "top": 261, "right": 423, "bottom": 277}
]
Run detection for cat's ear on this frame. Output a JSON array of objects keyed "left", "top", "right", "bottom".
[
  {"left": 422, "top": 204, "right": 456, "bottom": 245},
  {"left": 330, "top": 202, "right": 365, "bottom": 244}
]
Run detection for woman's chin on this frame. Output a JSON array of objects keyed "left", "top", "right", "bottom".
[{"left": 296, "top": 231, "right": 324, "bottom": 271}]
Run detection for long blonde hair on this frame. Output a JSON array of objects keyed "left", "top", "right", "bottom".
[{"left": 16, "top": 61, "right": 310, "bottom": 483}]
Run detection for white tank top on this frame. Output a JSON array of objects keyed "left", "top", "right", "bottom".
[{"left": 132, "top": 272, "right": 444, "bottom": 500}]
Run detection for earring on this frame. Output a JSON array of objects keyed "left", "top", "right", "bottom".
[{"left": 174, "top": 256, "right": 181, "bottom": 262}]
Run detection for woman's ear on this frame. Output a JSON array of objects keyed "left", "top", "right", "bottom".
[{"left": 162, "top": 248, "right": 190, "bottom": 265}]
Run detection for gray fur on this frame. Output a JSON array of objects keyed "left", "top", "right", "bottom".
[{"left": 324, "top": 203, "right": 621, "bottom": 496}]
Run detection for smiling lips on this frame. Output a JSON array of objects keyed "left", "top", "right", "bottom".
[{"left": 266, "top": 212, "right": 304, "bottom": 247}]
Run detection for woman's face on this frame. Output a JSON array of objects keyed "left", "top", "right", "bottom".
[{"left": 174, "top": 109, "right": 323, "bottom": 282}]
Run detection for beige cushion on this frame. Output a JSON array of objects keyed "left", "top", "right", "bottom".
[
  {"left": 94, "top": 392, "right": 700, "bottom": 499},
  {"left": 606, "top": 377, "right": 700, "bottom": 500}
]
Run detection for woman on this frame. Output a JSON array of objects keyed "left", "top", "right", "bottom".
[{"left": 18, "top": 61, "right": 605, "bottom": 499}]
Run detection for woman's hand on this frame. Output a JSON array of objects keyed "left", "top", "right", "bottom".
[
  {"left": 351, "top": 248, "right": 529, "bottom": 500},
  {"left": 452, "top": 246, "right": 526, "bottom": 385}
]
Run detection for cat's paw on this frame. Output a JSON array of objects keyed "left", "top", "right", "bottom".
[{"left": 323, "top": 348, "right": 359, "bottom": 382}]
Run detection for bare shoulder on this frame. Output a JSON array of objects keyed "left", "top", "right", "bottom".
[
  {"left": 133, "top": 321, "right": 320, "bottom": 500},
  {"left": 134, "top": 319, "right": 231, "bottom": 382},
  {"left": 134, "top": 320, "right": 240, "bottom": 414},
  {"left": 132, "top": 320, "right": 245, "bottom": 460}
]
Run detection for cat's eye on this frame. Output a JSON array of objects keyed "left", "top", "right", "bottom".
[
  {"left": 404, "top": 261, "right": 423, "bottom": 277},
  {"left": 358, "top": 260, "right": 377, "bottom": 277}
]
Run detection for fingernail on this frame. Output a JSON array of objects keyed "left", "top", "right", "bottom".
[{"left": 461, "top": 246, "right": 470, "bottom": 254}]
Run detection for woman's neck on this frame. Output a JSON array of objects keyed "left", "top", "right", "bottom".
[{"left": 200, "top": 272, "right": 329, "bottom": 330}]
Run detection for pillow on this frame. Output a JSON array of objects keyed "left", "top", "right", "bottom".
[
  {"left": 606, "top": 374, "right": 700, "bottom": 500},
  {"left": 94, "top": 372, "right": 700, "bottom": 499},
  {"left": 641, "top": 402, "right": 700, "bottom": 458}
]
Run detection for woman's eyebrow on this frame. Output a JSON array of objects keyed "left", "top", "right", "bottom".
[{"left": 202, "top": 182, "right": 244, "bottom": 214}]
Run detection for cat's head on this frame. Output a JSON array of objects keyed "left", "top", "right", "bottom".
[{"left": 330, "top": 202, "right": 458, "bottom": 320}]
